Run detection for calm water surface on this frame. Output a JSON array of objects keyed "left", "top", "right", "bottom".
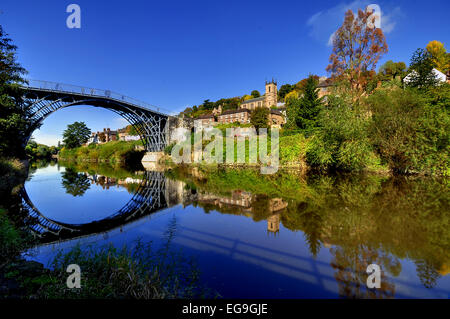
[{"left": 23, "top": 161, "right": 450, "bottom": 298}]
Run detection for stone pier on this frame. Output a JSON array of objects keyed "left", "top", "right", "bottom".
[{"left": 141, "top": 152, "right": 164, "bottom": 170}]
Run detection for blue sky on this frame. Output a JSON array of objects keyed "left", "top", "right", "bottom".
[{"left": 1, "top": 0, "right": 449, "bottom": 145}]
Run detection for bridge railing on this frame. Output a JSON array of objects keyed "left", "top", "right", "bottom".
[{"left": 23, "top": 79, "right": 174, "bottom": 115}]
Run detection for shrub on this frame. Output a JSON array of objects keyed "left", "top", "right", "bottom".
[
  {"left": 0, "top": 209, "right": 29, "bottom": 268},
  {"left": 366, "top": 86, "right": 449, "bottom": 174},
  {"left": 306, "top": 95, "right": 375, "bottom": 171},
  {"left": 279, "top": 134, "right": 307, "bottom": 165}
]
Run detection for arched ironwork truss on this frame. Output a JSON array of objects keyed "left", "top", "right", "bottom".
[{"left": 21, "top": 80, "right": 171, "bottom": 152}]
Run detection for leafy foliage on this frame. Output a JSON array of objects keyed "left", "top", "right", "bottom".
[
  {"left": 326, "top": 9, "right": 388, "bottom": 93},
  {"left": 251, "top": 90, "right": 260, "bottom": 98},
  {"left": 0, "top": 25, "right": 32, "bottom": 158},
  {"left": 62, "top": 122, "right": 91, "bottom": 149},
  {"left": 406, "top": 48, "right": 439, "bottom": 88},
  {"left": 250, "top": 107, "right": 269, "bottom": 131},
  {"left": 306, "top": 95, "right": 375, "bottom": 171},
  {"left": 426, "top": 40, "right": 450, "bottom": 73},
  {"left": 367, "top": 86, "right": 449, "bottom": 174}
]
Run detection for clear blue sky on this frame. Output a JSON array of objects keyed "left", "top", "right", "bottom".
[{"left": 1, "top": 0, "right": 449, "bottom": 145}]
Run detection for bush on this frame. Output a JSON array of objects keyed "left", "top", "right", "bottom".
[
  {"left": 366, "top": 86, "right": 449, "bottom": 174},
  {"left": 279, "top": 134, "right": 308, "bottom": 165},
  {"left": 0, "top": 209, "right": 29, "bottom": 268},
  {"left": 306, "top": 96, "right": 375, "bottom": 171}
]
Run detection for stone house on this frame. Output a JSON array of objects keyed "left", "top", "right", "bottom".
[
  {"left": 317, "top": 78, "right": 333, "bottom": 98},
  {"left": 269, "top": 109, "right": 285, "bottom": 128},
  {"left": 87, "top": 128, "right": 118, "bottom": 145},
  {"left": 217, "top": 109, "right": 251, "bottom": 124},
  {"left": 194, "top": 114, "right": 216, "bottom": 128}
]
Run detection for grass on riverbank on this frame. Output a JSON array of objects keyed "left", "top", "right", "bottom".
[
  {"left": 59, "top": 140, "right": 144, "bottom": 164},
  {"left": 0, "top": 158, "right": 28, "bottom": 196}
]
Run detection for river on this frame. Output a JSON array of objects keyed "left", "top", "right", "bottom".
[{"left": 21, "top": 160, "right": 450, "bottom": 298}]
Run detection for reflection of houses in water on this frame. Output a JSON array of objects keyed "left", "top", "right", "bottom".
[
  {"left": 267, "top": 213, "right": 280, "bottom": 235},
  {"left": 197, "top": 190, "right": 288, "bottom": 234},
  {"left": 198, "top": 190, "right": 253, "bottom": 212},
  {"left": 86, "top": 174, "right": 144, "bottom": 190},
  {"left": 266, "top": 199, "right": 287, "bottom": 236}
]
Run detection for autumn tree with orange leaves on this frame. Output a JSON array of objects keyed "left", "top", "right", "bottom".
[{"left": 326, "top": 8, "right": 388, "bottom": 94}]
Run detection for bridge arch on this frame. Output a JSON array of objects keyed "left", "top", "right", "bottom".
[{"left": 22, "top": 80, "right": 171, "bottom": 152}]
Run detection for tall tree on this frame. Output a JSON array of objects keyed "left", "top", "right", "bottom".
[
  {"left": 250, "top": 107, "right": 270, "bottom": 132},
  {"left": 297, "top": 76, "right": 323, "bottom": 131},
  {"left": 426, "top": 40, "right": 450, "bottom": 73},
  {"left": 0, "top": 25, "right": 32, "bottom": 157},
  {"left": 63, "top": 122, "right": 91, "bottom": 149},
  {"left": 326, "top": 8, "right": 388, "bottom": 93},
  {"left": 406, "top": 48, "right": 439, "bottom": 88}
]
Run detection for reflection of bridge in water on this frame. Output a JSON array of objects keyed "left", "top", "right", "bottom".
[{"left": 20, "top": 171, "right": 188, "bottom": 243}]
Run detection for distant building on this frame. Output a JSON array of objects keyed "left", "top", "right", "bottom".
[
  {"left": 269, "top": 109, "right": 285, "bottom": 128},
  {"left": 117, "top": 128, "right": 140, "bottom": 141},
  {"left": 403, "top": 68, "right": 448, "bottom": 85},
  {"left": 87, "top": 128, "right": 118, "bottom": 145},
  {"left": 317, "top": 78, "right": 333, "bottom": 98},
  {"left": 240, "top": 80, "right": 278, "bottom": 110},
  {"left": 218, "top": 109, "right": 251, "bottom": 124},
  {"left": 194, "top": 114, "right": 216, "bottom": 128}
]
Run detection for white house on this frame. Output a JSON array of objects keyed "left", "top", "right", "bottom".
[{"left": 403, "top": 68, "right": 447, "bottom": 85}]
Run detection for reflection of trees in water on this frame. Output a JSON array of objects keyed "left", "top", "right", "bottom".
[
  {"left": 415, "top": 259, "right": 441, "bottom": 289},
  {"left": 330, "top": 245, "right": 398, "bottom": 298},
  {"left": 61, "top": 168, "right": 90, "bottom": 197},
  {"left": 168, "top": 166, "right": 450, "bottom": 292}
]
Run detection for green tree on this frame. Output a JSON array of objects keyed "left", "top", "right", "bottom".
[
  {"left": 278, "top": 84, "right": 294, "bottom": 101},
  {"left": 406, "top": 48, "right": 439, "bottom": 88},
  {"left": 250, "top": 107, "right": 270, "bottom": 132},
  {"left": 63, "top": 122, "right": 91, "bottom": 149},
  {"left": 378, "top": 60, "right": 407, "bottom": 81},
  {"left": 284, "top": 97, "right": 301, "bottom": 130},
  {"left": 0, "top": 25, "right": 32, "bottom": 158},
  {"left": 297, "top": 75, "right": 323, "bottom": 131},
  {"left": 251, "top": 90, "right": 261, "bottom": 98},
  {"left": 202, "top": 99, "right": 214, "bottom": 110}
]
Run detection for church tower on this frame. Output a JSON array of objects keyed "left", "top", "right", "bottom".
[{"left": 265, "top": 79, "right": 277, "bottom": 108}]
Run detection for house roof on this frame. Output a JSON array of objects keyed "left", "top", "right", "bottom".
[
  {"left": 196, "top": 114, "right": 214, "bottom": 119},
  {"left": 241, "top": 96, "right": 265, "bottom": 104},
  {"left": 219, "top": 108, "right": 251, "bottom": 116},
  {"left": 317, "top": 80, "right": 333, "bottom": 88}
]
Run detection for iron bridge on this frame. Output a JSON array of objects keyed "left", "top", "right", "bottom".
[{"left": 21, "top": 80, "right": 173, "bottom": 152}]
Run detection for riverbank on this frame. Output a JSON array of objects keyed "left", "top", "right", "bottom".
[
  {"left": 58, "top": 140, "right": 145, "bottom": 164},
  {"left": 0, "top": 158, "right": 29, "bottom": 198},
  {"left": 0, "top": 158, "right": 212, "bottom": 299}
]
